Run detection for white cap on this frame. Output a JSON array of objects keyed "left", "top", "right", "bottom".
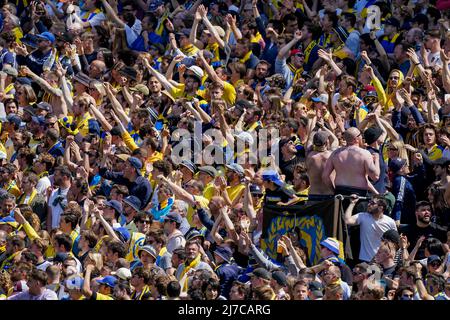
[
  {"left": 187, "top": 65, "right": 204, "bottom": 80},
  {"left": 234, "top": 131, "right": 254, "bottom": 145},
  {"left": 111, "top": 267, "right": 132, "bottom": 280}
]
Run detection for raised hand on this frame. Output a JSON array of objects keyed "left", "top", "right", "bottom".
[
  {"left": 294, "top": 29, "right": 302, "bottom": 41},
  {"left": 406, "top": 48, "right": 420, "bottom": 65}
]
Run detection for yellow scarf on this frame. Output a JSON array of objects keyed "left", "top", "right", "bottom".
[
  {"left": 239, "top": 50, "right": 253, "bottom": 64},
  {"left": 17, "top": 188, "right": 37, "bottom": 205},
  {"left": 180, "top": 254, "right": 202, "bottom": 291}
]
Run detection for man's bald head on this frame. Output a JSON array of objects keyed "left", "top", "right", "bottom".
[{"left": 343, "top": 127, "right": 361, "bottom": 145}]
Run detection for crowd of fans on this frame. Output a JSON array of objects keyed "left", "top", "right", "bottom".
[{"left": 0, "top": 0, "right": 449, "bottom": 301}]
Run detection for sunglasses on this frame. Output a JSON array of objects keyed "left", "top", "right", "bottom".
[
  {"left": 139, "top": 220, "right": 151, "bottom": 224},
  {"left": 389, "top": 76, "right": 400, "bottom": 80}
]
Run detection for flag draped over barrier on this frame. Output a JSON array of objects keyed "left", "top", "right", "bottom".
[{"left": 261, "top": 199, "right": 345, "bottom": 265}]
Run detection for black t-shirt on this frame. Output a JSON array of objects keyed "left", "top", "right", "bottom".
[
  {"left": 399, "top": 223, "right": 448, "bottom": 259},
  {"left": 264, "top": 185, "right": 295, "bottom": 205},
  {"left": 279, "top": 153, "right": 305, "bottom": 184}
]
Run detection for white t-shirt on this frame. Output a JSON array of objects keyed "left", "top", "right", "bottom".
[
  {"left": 7, "top": 289, "right": 57, "bottom": 300},
  {"left": 125, "top": 19, "right": 142, "bottom": 47},
  {"left": 36, "top": 176, "right": 51, "bottom": 196},
  {"left": 354, "top": 212, "right": 397, "bottom": 262},
  {"left": 48, "top": 187, "right": 70, "bottom": 230}
]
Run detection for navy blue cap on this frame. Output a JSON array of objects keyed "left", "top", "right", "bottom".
[
  {"left": 31, "top": 116, "right": 46, "bottom": 126},
  {"left": 127, "top": 157, "right": 142, "bottom": 175},
  {"left": 6, "top": 113, "right": 22, "bottom": 127},
  {"left": 53, "top": 252, "right": 69, "bottom": 263},
  {"left": 164, "top": 211, "right": 182, "bottom": 224},
  {"left": 16, "top": 77, "right": 32, "bottom": 86},
  {"left": 104, "top": 200, "right": 123, "bottom": 214},
  {"left": 388, "top": 157, "right": 407, "bottom": 174},
  {"left": 96, "top": 275, "right": 117, "bottom": 288},
  {"left": 214, "top": 246, "right": 233, "bottom": 263},
  {"left": 113, "top": 227, "right": 131, "bottom": 242},
  {"left": 185, "top": 228, "right": 205, "bottom": 241},
  {"left": 123, "top": 195, "right": 142, "bottom": 212}
]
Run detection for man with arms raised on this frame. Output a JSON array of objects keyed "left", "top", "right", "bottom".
[{"left": 322, "top": 127, "right": 380, "bottom": 199}]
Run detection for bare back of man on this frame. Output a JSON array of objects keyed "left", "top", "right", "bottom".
[
  {"left": 322, "top": 128, "right": 379, "bottom": 194},
  {"left": 306, "top": 150, "right": 334, "bottom": 195}
]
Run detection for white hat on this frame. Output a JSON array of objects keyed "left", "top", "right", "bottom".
[
  {"left": 204, "top": 26, "right": 225, "bottom": 38},
  {"left": 234, "top": 131, "right": 254, "bottom": 145},
  {"left": 187, "top": 65, "right": 204, "bottom": 81},
  {"left": 111, "top": 267, "right": 132, "bottom": 280}
]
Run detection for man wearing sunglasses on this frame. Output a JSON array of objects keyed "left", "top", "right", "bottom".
[{"left": 345, "top": 194, "right": 397, "bottom": 263}]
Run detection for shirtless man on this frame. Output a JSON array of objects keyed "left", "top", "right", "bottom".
[
  {"left": 306, "top": 130, "right": 335, "bottom": 203},
  {"left": 322, "top": 127, "right": 380, "bottom": 197}
]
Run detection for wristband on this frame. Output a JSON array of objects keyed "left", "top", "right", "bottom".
[
  {"left": 414, "top": 277, "right": 422, "bottom": 282},
  {"left": 414, "top": 62, "right": 420, "bottom": 66}
]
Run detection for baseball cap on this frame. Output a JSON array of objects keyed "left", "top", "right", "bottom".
[
  {"left": 36, "top": 102, "right": 52, "bottom": 113},
  {"left": 313, "top": 131, "right": 329, "bottom": 147},
  {"left": 203, "top": 25, "right": 225, "bottom": 38},
  {"left": 16, "top": 77, "right": 32, "bottom": 86},
  {"left": 176, "top": 28, "right": 191, "bottom": 38},
  {"left": 311, "top": 93, "right": 329, "bottom": 104},
  {"left": 320, "top": 237, "right": 340, "bottom": 255},
  {"left": 96, "top": 275, "right": 118, "bottom": 288},
  {"left": 35, "top": 32, "right": 55, "bottom": 44},
  {"left": 129, "top": 84, "right": 149, "bottom": 96},
  {"left": 248, "top": 267, "right": 271, "bottom": 280},
  {"left": 427, "top": 255, "right": 442, "bottom": 265},
  {"left": 138, "top": 245, "right": 157, "bottom": 259},
  {"left": 65, "top": 276, "right": 84, "bottom": 290},
  {"left": 113, "top": 227, "right": 131, "bottom": 242},
  {"left": 381, "top": 229, "right": 400, "bottom": 247},
  {"left": 185, "top": 228, "right": 205, "bottom": 241},
  {"left": 115, "top": 154, "right": 130, "bottom": 162},
  {"left": 31, "top": 116, "right": 46, "bottom": 126},
  {"left": 225, "top": 163, "right": 245, "bottom": 176},
  {"left": 388, "top": 157, "right": 407, "bottom": 174},
  {"left": 164, "top": 212, "right": 182, "bottom": 224},
  {"left": 362, "top": 85, "right": 376, "bottom": 92},
  {"left": 234, "top": 131, "right": 254, "bottom": 145},
  {"left": 6, "top": 113, "right": 22, "bottom": 127},
  {"left": 127, "top": 157, "right": 143, "bottom": 174},
  {"left": 262, "top": 169, "right": 284, "bottom": 187},
  {"left": 308, "top": 281, "right": 324, "bottom": 298},
  {"left": 214, "top": 246, "right": 233, "bottom": 263},
  {"left": 290, "top": 49, "right": 304, "bottom": 57},
  {"left": 271, "top": 270, "right": 288, "bottom": 286},
  {"left": 363, "top": 126, "right": 383, "bottom": 145},
  {"left": 123, "top": 195, "right": 142, "bottom": 212},
  {"left": 104, "top": 200, "right": 123, "bottom": 215},
  {"left": 180, "top": 159, "right": 197, "bottom": 174},
  {"left": 72, "top": 72, "right": 92, "bottom": 87},
  {"left": 187, "top": 65, "right": 204, "bottom": 82},
  {"left": 111, "top": 267, "right": 132, "bottom": 280},
  {"left": 198, "top": 166, "right": 218, "bottom": 178},
  {"left": 118, "top": 66, "right": 138, "bottom": 81}
]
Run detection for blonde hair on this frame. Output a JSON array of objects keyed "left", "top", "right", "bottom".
[
  {"left": 387, "top": 140, "right": 409, "bottom": 166},
  {"left": 86, "top": 252, "right": 104, "bottom": 272}
]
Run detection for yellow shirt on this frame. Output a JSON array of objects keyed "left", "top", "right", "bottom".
[
  {"left": 202, "top": 183, "right": 215, "bottom": 201},
  {"left": 186, "top": 195, "right": 209, "bottom": 227},
  {"left": 226, "top": 184, "right": 245, "bottom": 203},
  {"left": 95, "top": 292, "right": 114, "bottom": 300},
  {"left": 147, "top": 151, "right": 163, "bottom": 163},
  {"left": 222, "top": 82, "right": 236, "bottom": 106}
]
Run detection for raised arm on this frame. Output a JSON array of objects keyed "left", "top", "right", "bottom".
[
  {"left": 344, "top": 195, "right": 360, "bottom": 225},
  {"left": 441, "top": 50, "right": 450, "bottom": 93},
  {"left": 101, "top": 0, "right": 126, "bottom": 28},
  {"left": 21, "top": 65, "right": 62, "bottom": 97},
  {"left": 189, "top": 8, "right": 204, "bottom": 49},
  {"left": 277, "top": 30, "right": 302, "bottom": 59},
  {"left": 198, "top": 5, "right": 224, "bottom": 48},
  {"left": 143, "top": 57, "right": 177, "bottom": 94},
  {"left": 103, "top": 82, "right": 130, "bottom": 125}
]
